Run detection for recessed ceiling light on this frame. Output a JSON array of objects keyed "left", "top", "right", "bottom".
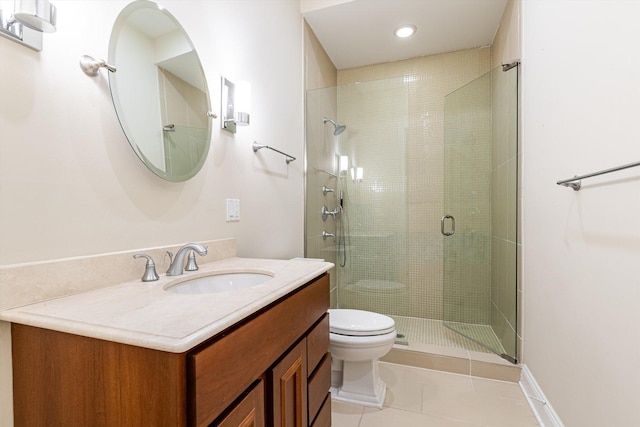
[{"left": 394, "top": 24, "right": 417, "bottom": 38}]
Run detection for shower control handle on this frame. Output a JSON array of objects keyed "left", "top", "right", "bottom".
[
  {"left": 322, "top": 205, "right": 340, "bottom": 221},
  {"left": 322, "top": 230, "right": 336, "bottom": 241},
  {"left": 441, "top": 215, "right": 455, "bottom": 236},
  {"left": 322, "top": 186, "right": 335, "bottom": 196}
]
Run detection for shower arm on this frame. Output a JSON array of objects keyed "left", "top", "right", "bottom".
[{"left": 80, "top": 55, "right": 117, "bottom": 76}]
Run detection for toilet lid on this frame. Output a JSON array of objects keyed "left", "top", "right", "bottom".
[{"left": 328, "top": 309, "right": 395, "bottom": 336}]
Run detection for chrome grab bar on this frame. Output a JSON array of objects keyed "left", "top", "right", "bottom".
[
  {"left": 557, "top": 160, "right": 640, "bottom": 191},
  {"left": 441, "top": 215, "right": 455, "bottom": 236},
  {"left": 252, "top": 141, "right": 296, "bottom": 164}
]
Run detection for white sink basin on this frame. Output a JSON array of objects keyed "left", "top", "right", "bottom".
[{"left": 166, "top": 272, "right": 273, "bottom": 294}]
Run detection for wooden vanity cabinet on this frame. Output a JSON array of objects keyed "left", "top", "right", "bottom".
[
  {"left": 271, "top": 339, "right": 307, "bottom": 426},
  {"left": 268, "top": 315, "right": 331, "bottom": 427},
  {"left": 11, "top": 273, "right": 331, "bottom": 427},
  {"left": 215, "top": 379, "right": 265, "bottom": 427}
]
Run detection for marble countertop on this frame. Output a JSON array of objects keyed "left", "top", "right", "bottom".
[{"left": 0, "top": 257, "right": 333, "bottom": 353}]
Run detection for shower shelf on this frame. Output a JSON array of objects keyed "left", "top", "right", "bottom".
[
  {"left": 345, "top": 233, "right": 394, "bottom": 239},
  {"left": 557, "top": 160, "right": 640, "bottom": 191},
  {"left": 314, "top": 168, "right": 337, "bottom": 179}
]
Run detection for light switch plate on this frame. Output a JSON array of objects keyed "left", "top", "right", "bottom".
[{"left": 226, "top": 199, "right": 240, "bottom": 221}]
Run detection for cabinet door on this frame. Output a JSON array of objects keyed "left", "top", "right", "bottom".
[
  {"left": 215, "top": 380, "right": 265, "bottom": 427},
  {"left": 271, "top": 339, "right": 307, "bottom": 427}
]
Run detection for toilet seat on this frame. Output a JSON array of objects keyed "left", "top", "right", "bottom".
[{"left": 329, "top": 309, "right": 395, "bottom": 336}]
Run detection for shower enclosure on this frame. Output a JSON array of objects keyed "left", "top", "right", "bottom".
[{"left": 305, "top": 61, "right": 519, "bottom": 362}]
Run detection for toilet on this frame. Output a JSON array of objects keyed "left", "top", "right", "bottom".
[{"left": 328, "top": 308, "right": 396, "bottom": 409}]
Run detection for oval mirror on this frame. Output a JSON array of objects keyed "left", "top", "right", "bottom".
[{"left": 108, "top": 0, "right": 211, "bottom": 182}]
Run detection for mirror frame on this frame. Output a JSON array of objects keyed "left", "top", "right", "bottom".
[{"left": 108, "top": 0, "right": 212, "bottom": 182}]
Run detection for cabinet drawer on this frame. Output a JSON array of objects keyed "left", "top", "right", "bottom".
[
  {"left": 306, "top": 314, "right": 329, "bottom": 375},
  {"left": 307, "top": 353, "right": 331, "bottom": 424},
  {"left": 11, "top": 324, "right": 188, "bottom": 427},
  {"left": 190, "top": 274, "right": 329, "bottom": 426},
  {"left": 310, "top": 393, "right": 331, "bottom": 427}
]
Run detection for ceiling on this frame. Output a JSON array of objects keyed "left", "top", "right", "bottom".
[{"left": 303, "top": 0, "right": 509, "bottom": 70}]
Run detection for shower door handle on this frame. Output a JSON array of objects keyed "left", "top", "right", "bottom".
[{"left": 441, "top": 215, "right": 455, "bottom": 236}]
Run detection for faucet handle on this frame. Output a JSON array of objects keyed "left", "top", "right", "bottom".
[
  {"left": 133, "top": 254, "right": 160, "bottom": 282},
  {"left": 185, "top": 250, "right": 199, "bottom": 272},
  {"left": 322, "top": 230, "right": 336, "bottom": 241}
]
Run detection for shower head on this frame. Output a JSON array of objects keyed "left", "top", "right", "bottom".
[{"left": 323, "top": 117, "right": 346, "bottom": 136}]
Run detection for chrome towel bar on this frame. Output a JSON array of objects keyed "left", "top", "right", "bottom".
[
  {"left": 252, "top": 141, "right": 296, "bottom": 164},
  {"left": 557, "top": 160, "right": 640, "bottom": 191}
]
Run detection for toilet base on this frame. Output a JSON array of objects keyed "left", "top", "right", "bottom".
[{"left": 330, "top": 358, "right": 387, "bottom": 409}]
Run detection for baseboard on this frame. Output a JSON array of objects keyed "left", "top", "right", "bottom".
[{"left": 519, "top": 364, "right": 565, "bottom": 427}]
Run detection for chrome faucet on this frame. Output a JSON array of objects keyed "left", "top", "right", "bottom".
[
  {"left": 166, "top": 243, "right": 208, "bottom": 276},
  {"left": 184, "top": 250, "right": 200, "bottom": 272}
]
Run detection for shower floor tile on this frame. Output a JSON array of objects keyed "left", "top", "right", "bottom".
[{"left": 390, "top": 315, "right": 505, "bottom": 355}]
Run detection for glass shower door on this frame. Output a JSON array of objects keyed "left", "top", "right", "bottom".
[{"left": 443, "top": 65, "right": 519, "bottom": 362}]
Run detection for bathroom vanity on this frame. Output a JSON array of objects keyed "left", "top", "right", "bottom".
[{"left": 3, "top": 258, "right": 332, "bottom": 427}]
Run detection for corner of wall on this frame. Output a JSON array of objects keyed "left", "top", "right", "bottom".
[
  {"left": 491, "top": 0, "right": 522, "bottom": 69},
  {"left": 303, "top": 21, "right": 337, "bottom": 90}
]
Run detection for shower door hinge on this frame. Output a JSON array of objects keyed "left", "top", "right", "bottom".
[
  {"left": 499, "top": 353, "right": 518, "bottom": 364},
  {"left": 502, "top": 61, "right": 520, "bottom": 72}
]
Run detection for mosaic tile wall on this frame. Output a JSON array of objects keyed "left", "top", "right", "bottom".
[
  {"left": 305, "top": 48, "right": 518, "bottom": 361},
  {"left": 335, "top": 48, "right": 492, "bottom": 321},
  {"left": 443, "top": 71, "right": 493, "bottom": 326},
  {"left": 334, "top": 77, "right": 410, "bottom": 316}
]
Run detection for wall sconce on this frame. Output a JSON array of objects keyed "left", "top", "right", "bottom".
[
  {"left": 339, "top": 155, "right": 349, "bottom": 176},
  {"left": 350, "top": 166, "right": 364, "bottom": 182},
  {"left": 0, "top": 0, "right": 57, "bottom": 51},
  {"left": 221, "top": 77, "right": 251, "bottom": 134}
]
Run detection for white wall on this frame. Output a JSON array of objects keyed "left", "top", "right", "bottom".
[
  {"left": 0, "top": 0, "right": 305, "bottom": 265},
  {"left": 0, "top": 3, "right": 304, "bottom": 423},
  {"left": 521, "top": 1, "right": 640, "bottom": 425}
]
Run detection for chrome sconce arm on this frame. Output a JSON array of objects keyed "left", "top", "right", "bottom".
[
  {"left": 0, "top": 0, "right": 57, "bottom": 51},
  {"left": 79, "top": 55, "right": 117, "bottom": 77}
]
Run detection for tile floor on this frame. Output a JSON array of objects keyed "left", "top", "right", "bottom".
[
  {"left": 332, "top": 362, "right": 539, "bottom": 427},
  {"left": 390, "top": 316, "right": 505, "bottom": 355}
]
